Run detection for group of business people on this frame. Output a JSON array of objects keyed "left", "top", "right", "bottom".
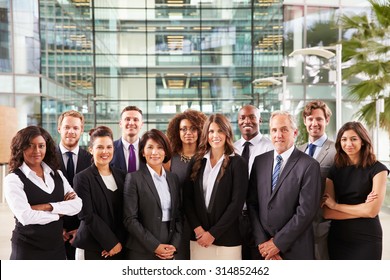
[{"left": 4, "top": 101, "right": 389, "bottom": 260}]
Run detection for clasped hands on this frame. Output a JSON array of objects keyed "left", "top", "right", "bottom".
[
  {"left": 194, "top": 226, "right": 215, "bottom": 248},
  {"left": 154, "top": 244, "right": 176, "bottom": 259},
  {"left": 102, "top": 242, "right": 122, "bottom": 258},
  {"left": 258, "top": 239, "right": 282, "bottom": 260}
]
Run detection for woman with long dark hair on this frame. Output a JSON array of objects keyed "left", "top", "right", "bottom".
[
  {"left": 4, "top": 126, "right": 82, "bottom": 259},
  {"left": 184, "top": 114, "right": 248, "bottom": 260},
  {"left": 322, "top": 121, "right": 389, "bottom": 259}
]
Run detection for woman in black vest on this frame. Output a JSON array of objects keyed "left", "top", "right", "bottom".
[{"left": 3, "top": 126, "right": 82, "bottom": 260}]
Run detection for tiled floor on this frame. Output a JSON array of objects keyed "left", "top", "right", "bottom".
[{"left": 1, "top": 202, "right": 390, "bottom": 260}]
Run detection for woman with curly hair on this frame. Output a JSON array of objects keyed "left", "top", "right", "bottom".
[
  {"left": 322, "top": 121, "right": 389, "bottom": 259},
  {"left": 164, "top": 109, "right": 206, "bottom": 259},
  {"left": 4, "top": 126, "right": 82, "bottom": 259},
  {"left": 183, "top": 114, "right": 248, "bottom": 260}
]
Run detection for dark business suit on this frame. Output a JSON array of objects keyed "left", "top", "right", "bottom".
[
  {"left": 111, "top": 138, "right": 146, "bottom": 172},
  {"left": 72, "top": 164, "right": 126, "bottom": 259},
  {"left": 298, "top": 139, "right": 336, "bottom": 259},
  {"left": 123, "top": 167, "right": 182, "bottom": 259},
  {"left": 247, "top": 148, "right": 321, "bottom": 260},
  {"left": 183, "top": 155, "right": 248, "bottom": 247},
  {"left": 56, "top": 146, "right": 92, "bottom": 259}
]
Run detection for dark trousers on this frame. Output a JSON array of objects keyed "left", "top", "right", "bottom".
[{"left": 239, "top": 211, "right": 261, "bottom": 260}]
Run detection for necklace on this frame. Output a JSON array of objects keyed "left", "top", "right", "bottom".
[{"left": 180, "top": 153, "right": 192, "bottom": 163}]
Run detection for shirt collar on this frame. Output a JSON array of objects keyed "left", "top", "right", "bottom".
[
  {"left": 146, "top": 164, "right": 166, "bottom": 179},
  {"left": 21, "top": 161, "right": 54, "bottom": 177},
  {"left": 273, "top": 145, "right": 295, "bottom": 162},
  {"left": 310, "top": 134, "right": 328, "bottom": 147},
  {"left": 59, "top": 142, "right": 79, "bottom": 155},
  {"left": 239, "top": 132, "right": 263, "bottom": 146},
  {"left": 122, "top": 137, "right": 140, "bottom": 150}
]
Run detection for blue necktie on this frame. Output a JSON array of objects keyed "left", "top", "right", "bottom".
[
  {"left": 271, "top": 155, "right": 283, "bottom": 191},
  {"left": 128, "top": 144, "right": 136, "bottom": 173},
  {"left": 308, "top": 143, "right": 317, "bottom": 157},
  {"left": 66, "top": 151, "right": 75, "bottom": 186}
]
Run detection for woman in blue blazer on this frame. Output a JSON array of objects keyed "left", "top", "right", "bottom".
[
  {"left": 184, "top": 114, "right": 248, "bottom": 260},
  {"left": 123, "top": 129, "right": 182, "bottom": 260},
  {"left": 73, "top": 126, "right": 126, "bottom": 259}
]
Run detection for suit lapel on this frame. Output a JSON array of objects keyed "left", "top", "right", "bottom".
[
  {"left": 142, "top": 169, "right": 162, "bottom": 209},
  {"left": 315, "top": 139, "right": 330, "bottom": 165},
  {"left": 270, "top": 148, "right": 300, "bottom": 197},
  {"left": 92, "top": 165, "right": 115, "bottom": 220}
]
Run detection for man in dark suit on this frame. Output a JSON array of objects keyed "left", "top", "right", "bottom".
[
  {"left": 111, "top": 106, "right": 146, "bottom": 172},
  {"left": 297, "top": 100, "right": 336, "bottom": 259},
  {"left": 233, "top": 104, "right": 273, "bottom": 260},
  {"left": 56, "top": 110, "right": 92, "bottom": 260},
  {"left": 247, "top": 111, "right": 321, "bottom": 260}
]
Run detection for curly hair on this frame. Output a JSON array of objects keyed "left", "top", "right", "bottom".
[
  {"left": 334, "top": 121, "right": 376, "bottom": 168},
  {"left": 139, "top": 129, "right": 172, "bottom": 164},
  {"left": 190, "top": 114, "right": 236, "bottom": 182},
  {"left": 8, "top": 126, "right": 59, "bottom": 172},
  {"left": 166, "top": 109, "right": 207, "bottom": 154}
]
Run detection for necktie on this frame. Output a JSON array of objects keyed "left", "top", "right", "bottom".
[
  {"left": 128, "top": 144, "right": 136, "bottom": 173},
  {"left": 308, "top": 143, "right": 317, "bottom": 157},
  {"left": 241, "top": 141, "right": 251, "bottom": 163},
  {"left": 271, "top": 155, "right": 283, "bottom": 191},
  {"left": 66, "top": 151, "right": 75, "bottom": 186}
]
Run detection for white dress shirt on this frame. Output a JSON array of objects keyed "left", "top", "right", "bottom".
[
  {"left": 202, "top": 151, "right": 225, "bottom": 209},
  {"left": 121, "top": 137, "right": 140, "bottom": 171},
  {"left": 305, "top": 133, "right": 328, "bottom": 159},
  {"left": 59, "top": 142, "right": 80, "bottom": 173},
  {"left": 234, "top": 132, "right": 274, "bottom": 174},
  {"left": 273, "top": 145, "right": 295, "bottom": 175},
  {"left": 4, "top": 162, "right": 82, "bottom": 226}
]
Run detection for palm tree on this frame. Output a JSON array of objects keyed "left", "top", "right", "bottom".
[{"left": 340, "top": 0, "right": 390, "bottom": 131}]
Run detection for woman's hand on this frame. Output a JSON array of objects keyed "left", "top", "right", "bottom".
[
  {"left": 365, "top": 191, "right": 378, "bottom": 203},
  {"left": 321, "top": 193, "right": 337, "bottom": 209},
  {"left": 197, "top": 231, "right": 215, "bottom": 248},
  {"left": 31, "top": 203, "right": 53, "bottom": 211},
  {"left": 102, "top": 242, "right": 122, "bottom": 258},
  {"left": 154, "top": 244, "right": 176, "bottom": 259},
  {"left": 64, "top": 191, "right": 76, "bottom": 201}
]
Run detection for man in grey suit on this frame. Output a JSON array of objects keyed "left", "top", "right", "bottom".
[
  {"left": 297, "top": 100, "right": 336, "bottom": 260},
  {"left": 56, "top": 110, "right": 92, "bottom": 259},
  {"left": 247, "top": 111, "right": 321, "bottom": 260}
]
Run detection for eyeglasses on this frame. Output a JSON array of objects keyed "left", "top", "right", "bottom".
[{"left": 179, "top": 126, "right": 197, "bottom": 133}]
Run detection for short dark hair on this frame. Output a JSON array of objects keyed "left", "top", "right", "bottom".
[
  {"left": 302, "top": 100, "right": 332, "bottom": 120},
  {"left": 88, "top": 126, "right": 114, "bottom": 148},
  {"left": 120, "top": 106, "right": 143, "bottom": 118},
  {"left": 139, "top": 129, "right": 172, "bottom": 164},
  {"left": 9, "top": 126, "right": 59, "bottom": 172}
]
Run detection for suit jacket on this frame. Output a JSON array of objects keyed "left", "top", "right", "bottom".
[
  {"left": 123, "top": 167, "right": 182, "bottom": 258},
  {"left": 111, "top": 138, "right": 146, "bottom": 172},
  {"left": 183, "top": 155, "right": 248, "bottom": 246},
  {"left": 72, "top": 164, "right": 127, "bottom": 252},
  {"left": 56, "top": 146, "right": 92, "bottom": 231},
  {"left": 298, "top": 139, "right": 336, "bottom": 193},
  {"left": 247, "top": 148, "right": 321, "bottom": 260}
]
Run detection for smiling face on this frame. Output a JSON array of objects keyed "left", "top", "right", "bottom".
[
  {"left": 89, "top": 136, "right": 114, "bottom": 168},
  {"left": 340, "top": 129, "right": 362, "bottom": 161},
  {"left": 270, "top": 114, "right": 297, "bottom": 154},
  {"left": 179, "top": 118, "right": 198, "bottom": 145},
  {"left": 58, "top": 116, "right": 83, "bottom": 150},
  {"left": 23, "top": 136, "right": 46, "bottom": 169},
  {"left": 207, "top": 122, "right": 226, "bottom": 152},
  {"left": 143, "top": 138, "right": 165, "bottom": 173},
  {"left": 303, "top": 108, "right": 329, "bottom": 142},
  {"left": 238, "top": 106, "right": 260, "bottom": 140},
  {"left": 119, "top": 110, "right": 143, "bottom": 139}
]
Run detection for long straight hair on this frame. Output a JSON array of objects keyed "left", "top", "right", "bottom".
[{"left": 190, "top": 114, "right": 235, "bottom": 182}]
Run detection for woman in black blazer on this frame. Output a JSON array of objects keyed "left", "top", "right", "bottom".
[
  {"left": 123, "top": 129, "right": 181, "bottom": 260},
  {"left": 73, "top": 126, "right": 126, "bottom": 260},
  {"left": 184, "top": 114, "right": 248, "bottom": 260}
]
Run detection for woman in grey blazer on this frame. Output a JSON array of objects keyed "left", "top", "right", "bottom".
[{"left": 123, "top": 129, "right": 182, "bottom": 260}]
